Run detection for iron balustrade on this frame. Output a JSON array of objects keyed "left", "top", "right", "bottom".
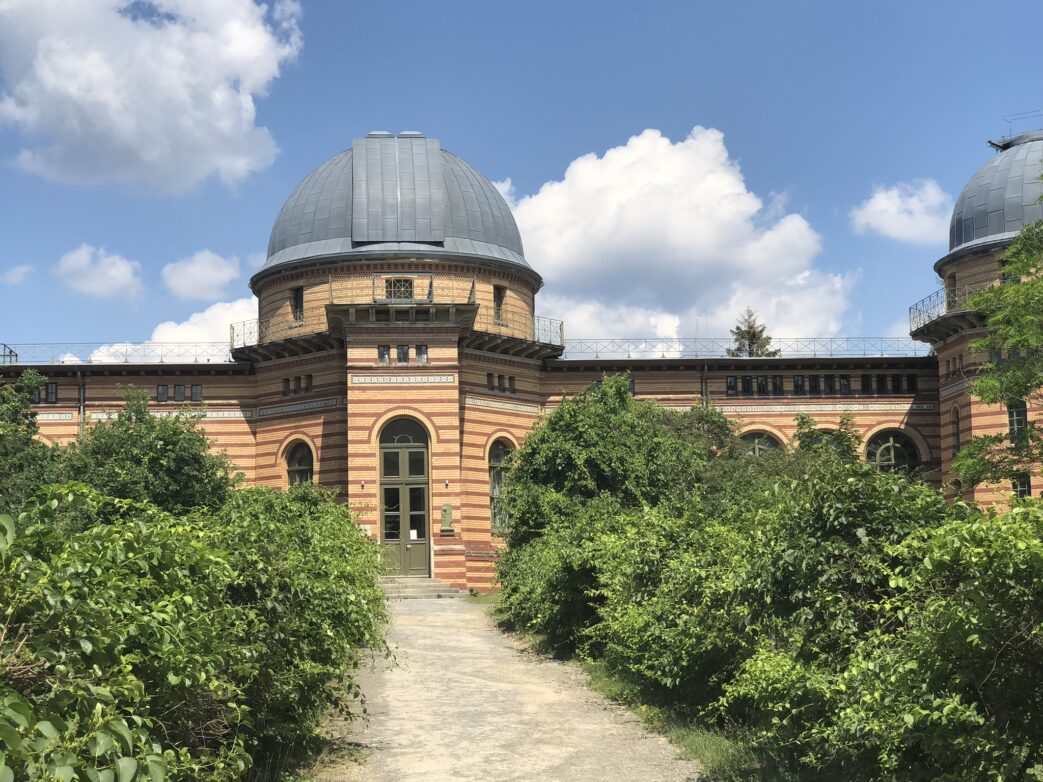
[
  {"left": 558, "top": 337, "right": 929, "bottom": 359},
  {"left": 908, "top": 282, "right": 995, "bottom": 333},
  {"left": 1, "top": 343, "right": 16, "bottom": 365},
  {"left": 0, "top": 342, "right": 233, "bottom": 365}
]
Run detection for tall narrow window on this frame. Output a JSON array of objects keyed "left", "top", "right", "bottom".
[
  {"left": 174, "top": 384, "right": 185, "bottom": 402},
  {"left": 824, "top": 375, "right": 836, "bottom": 395},
  {"left": 489, "top": 439, "right": 513, "bottom": 534},
  {"left": 808, "top": 375, "right": 821, "bottom": 395},
  {"left": 304, "top": 375, "right": 313, "bottom": 392},
  {"left": 190, "top": 384, "right": 202, "bottom": 402},
  {"left": 891, "top": 374, "right": 904, "bottom": 394},
  {"left": 497, "top": 374, "right": 506, "bottom": 392},
  {"left": 290, "top": 287, "right": 305, "bottom": 323},
  {"left": 396, "top": 345, "right": 409, "bottom": 363},
  {"left": 1008, "top": 399, "right": 1028, "bottom": 438},
  {"left": 741, "top": 376, "right": 753, "bottom": 395},
  {"left": 793, "top": 375, "right": 806, "bottom": 395},
  {"left": 756, "top": 376, "right": 767, "bottom": 395},
  {"left": 156, "top": 385, "right": 168, "bottom": 403},
  {"left": 286, "top": 442, "right": 314, "bottom": 485},
  {"left": 951, "top": 407, "right": 961, "bottom": 454},
  {"left": 487, "top": 372, "right": 495, "bottom": 390},
  {"left": 839, "top": 375, "right": 851, "bottom": 395},
  {"left": 510, "top": 376, "right": 518, "bottom": 394},
  {"left": 771, "top": 375, "right": 783, "bottom": 396},
  {"left": 725, "top": 376, "right": 737, "bottom": 396},
  {"left": 282, "top": 378, "right": 291, "bottom": 396},
  {"left": 415, "top": 345, "right": 428, "bottom": 364},
  {"left": 861, "top": 374, "right": 873, "bottom": 394},
  {"left": 377, "top": 345, "right": 391, "bottom": 365},
  {"left": 1013, "top": 473, "right": 1032, "bottom": 499},
  {"left": 30, "top": 386, "right": 40, "bottom": 404},
  {"left": 45, "top": 383, "right": 58, "bottom": 404},
  {"left": 876, "top": 374, "right": 887, "bottom": 394},
  {"left": 907, "top": 374, "right": 919, "bottom": 394},
  {"left": 493, "top": 285, "right": 507, "bottom": 323},
  {"left": 293, "top": 376, "right": 302, "bottom": 394}
]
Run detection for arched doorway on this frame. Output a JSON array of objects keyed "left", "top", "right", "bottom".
[
  {"left": 741, "top": 431, "right": 782, "bottom": 457},
  {"left": 379, "top": 418, "right": 430, "bottom": 576}
]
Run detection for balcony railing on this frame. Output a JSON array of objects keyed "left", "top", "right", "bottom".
[
  {"left": 559, "top": 337, "right": 929, "bottom": 359},
  {"left": 909, "top": 282, "right": 994, "bottom": 333},
  {"left": 0, "top": 342, "right": 233, "bottom": 365}
]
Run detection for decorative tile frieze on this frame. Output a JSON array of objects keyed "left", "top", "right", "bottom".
[
  {"left": 716, "top": 402, "right": 936, "bottom": 413},
  {"left": 258, "top": 397, "right": 340, "bottom": 417},
  {"left": 466, "top": 395, "right": 541, "bottom": 414},
  {"left": 350, "top": 373, "right": 456, "bottom": 385}
]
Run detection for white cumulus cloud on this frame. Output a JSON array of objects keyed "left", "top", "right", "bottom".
[
  {"left": 850, "top": 179, "right": 952, "bottom": 245},
  {"left": 162, "top": 250, "right": 241, "bottom": 300},
  {"left": 86, "top": 296, "right": 256, "bottom": 362},
  {"left": 510, "top": 126, "right": 853, "bottom": 339},
  {"left": 53, "top": 243, "right": 142, "bottom": 298},
  {"left": 0, "top": 264, "right": 31, "bottom": 284},
  {"left": 0, "top": 0, "right": 302, "bottom": 192}
]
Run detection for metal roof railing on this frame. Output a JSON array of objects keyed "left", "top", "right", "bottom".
[
  {"left": 559, "top": 337, "right": 930, "bottom": 360},
  {"left": 0, "top": 342, "right": 233, "bottom": 365},
  {"left": 908, "top": 282, "right": 994, "bottom": 333}
]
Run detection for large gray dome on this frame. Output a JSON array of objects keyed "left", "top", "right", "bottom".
[
  {"left": 946, "top": 131, "right": 1043, "bottom": 261},
  {"left": 253, "top": 132, "right": 532, "bottom": 286}
]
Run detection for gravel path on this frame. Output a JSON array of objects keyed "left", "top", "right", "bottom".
[{"left": 313, "top": 598, "right": 700, "bottom": 782}]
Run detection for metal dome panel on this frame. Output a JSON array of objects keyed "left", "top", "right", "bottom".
[
  {"left": 948, "top": 131, "right": 1043, "bottom": 254},
  {"left": 255, "top": 134, "right": 531, "bottom": 285}
]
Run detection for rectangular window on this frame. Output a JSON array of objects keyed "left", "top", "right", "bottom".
[
  {"left": 174, "top": 384, "right": 185, "bottom": 402},
  {"left": 396, "top": 345, "right": 409, "bottom": 363},
  {"left": 1008, "top": 399, "right": 1028, "bottom": 437},
  {"left": 756, "top": 376, "right": 767, "bottom": 395},
  {"left": 293, "top": 376, "right": 302, "bottom": 394},
  {"left": 860, "top": 374, "right": 872, "bottom": 394},
  {"left": 891, "top": 374, "right": 904, "bottom": 394},
  {"left": 906, "top": 374, "right": 919, "bottom": 394},
  {"left": 44, "top": 382, "right": 57, "bottom": 404},
  {"left": 493, "top": 285, "right": 507, "bottom": 323},
  {"left": 793, "top": 375, "right": 806, "bottom": 395},
  {"left": 772, "top": 375, "right": 784, "bottom": 396},
  {"left": 30, "top": 386, "right": 40, "bottom": 404},
  {"left": 377, "top": 345, "right": 390, "bottom": 364},
  {"left": 876, "top": 374, "right": 887, "bottom": 394},
  {"left": 156, "top": 384, "right": 168, "bottom": 403},
  {"left": 1013, "top": 472, "right": 1032, "bottom": 499},
  {"left": 725, "top": 376, "right": 737, "bottom": 396},
  {"left": 290, "top": 287, "right": 305, "bottom": 323},
  {"left": 1009, "top": 348, "right": 1021, "bottom": 362},
  {"left": 385, "top": 277, "right": 414, "bottom": 301},
  {"left": 990, "top": 349, "right": 1002, "bottom": 365},
  {"left": 808, "top": 375, "right": 820, "bottom": 395},
  {"left": 497, "top": 374, "right": 506, "bottom": 392},
  {"left": 824, "top": 375, "right": 836, "bottom": 395},
  {"left": 839, "top": 375, "right": 850, "bottom": 395},
  {"left": 282, "top": 378, "right": 291, "bottom": 396},
  {"left": 741, "top": 376, "right": 753, "bottom": 395},
  {"left": 191, "top": 384, "right": 202, "bottom": 402},
  {"left": 416, "top": 344, "right": 428, "bottom": 364},
  {"left": 304, "top": 374, "right": 313, "bottom": 391},
  {"left": 487, "top": 372, "right": 495, "bottom": 390},
  {"left": 510, "top": 376, "right": 518, "bottom": 394}
]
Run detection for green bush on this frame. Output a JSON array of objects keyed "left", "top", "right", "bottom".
[
  {"left": 0, "top": 484, "right": 387, "bottom": 781},
  {"left": 497, "top": 377, "right": 1043, "bottom": 781}
]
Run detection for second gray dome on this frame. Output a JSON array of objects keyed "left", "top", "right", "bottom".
[
  {"left": 254, "top": 133, "right": 531, "bottom": 286},
  {"left": 948, "top": 131, "right": 1043, "bottom": 255}
]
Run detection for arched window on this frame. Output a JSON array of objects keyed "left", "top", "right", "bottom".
[
  {"left": 379, "top": 417, "right": 429, "bottom": 446},
  {"left": 489, "top": 439, "right": 514, "bottom": 534},
  {"left": 741, "top": 432, "right": 782, "bottom": 457},
  {"left": 286, "top": 442, "right": 314, "bottom": 485},
  {"left": 951, "top": 407, "right": 961, "bottom": 454},
  {"left": 866, "top": 431, "right": 921, "bottom": 473}
]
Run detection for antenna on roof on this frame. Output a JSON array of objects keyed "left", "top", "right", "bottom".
[{"left": 1001, "top": 109, "right": 1043, "bottom": 139}]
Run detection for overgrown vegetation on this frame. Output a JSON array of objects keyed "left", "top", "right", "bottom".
[
  {"left": 0, "top": 375, "right": 387, "bottom": 781},
  {"left": 497, "top": 376, "right": 1043, "bottom": 781}
]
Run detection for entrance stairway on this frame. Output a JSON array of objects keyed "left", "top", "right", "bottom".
[{"left": 380, "top": 576, "right": 469, "bottom": 600}]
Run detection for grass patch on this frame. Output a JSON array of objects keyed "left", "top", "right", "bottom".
[
  {"left": 580, "top": 659, "right": 790, "bottom": 782},
  {"left": 467, "top": 588, "right": 501, "bottom": 605}
]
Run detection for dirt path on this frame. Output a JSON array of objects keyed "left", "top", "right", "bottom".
[{"left": 313, "top": 598, "right": 700, "bottom": 782}]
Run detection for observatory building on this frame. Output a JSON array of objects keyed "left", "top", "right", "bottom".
[{"left": 4, "top": 130, "right": 1038, "bottom": 589}]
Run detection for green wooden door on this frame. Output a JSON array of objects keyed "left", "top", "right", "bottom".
[{"left": 380, "top": 444, "right": 430, "bottom": 576}]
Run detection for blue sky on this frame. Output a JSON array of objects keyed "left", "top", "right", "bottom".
[{"left": 0, "top": 0, "right": 1040, "bottom": 347}]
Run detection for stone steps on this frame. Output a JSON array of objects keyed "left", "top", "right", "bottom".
[{"left": 380, "top": 576, "right": 469, "bottom": 600}]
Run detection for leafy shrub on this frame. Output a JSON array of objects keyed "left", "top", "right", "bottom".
[
  {"left": 0, "top": 483, "right": 387, "bottom": 781},
  {"left": 0, "top": 369, "right": 61, "bottom": 511},
  {"left": 62, "top": 389, "right": 236, "bottom": 514}
]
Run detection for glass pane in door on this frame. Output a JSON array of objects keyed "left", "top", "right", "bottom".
[
  {"left": 408, "top": 486, "right": 427, "bottom": 541},
  {"left": 407, "top": 450, "right": 426, "bottom": 477},
  {"left": 382, "top": 450, "right": 400, "bottom": 478},
  {"left": 383, "top": 487, "right": 401, "bottom": 540}
]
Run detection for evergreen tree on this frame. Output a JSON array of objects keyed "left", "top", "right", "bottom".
[{"left": 726, "top": 307, "right": 780, "bottom": 357}]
